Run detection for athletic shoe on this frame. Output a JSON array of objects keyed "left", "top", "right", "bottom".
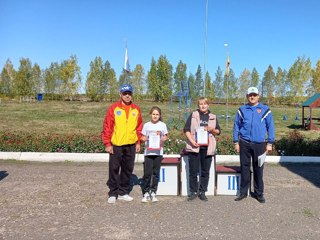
[
  {"left": 108, "top": 196, "right": 116, "bottom": 204},
  {"left": 198, "top": 192, "right": 208, "bottom": 201},
  {"left": 187, "top": 192, "right": 197, "bottom": 201},
  {"left": 150, "top": 192, "right": 158, "bottom": 202},
  {"left": 234, "top": 194, "right": 247, "bottom": 201},
  {"left": 141, "top": 192, "right": 150, "bottom": 203},
  {"left": 255, "top": 195, "right": 266, "bottom": 203},
  {"left": 117, "top": 194, "right": 133, "bottom": 202}
]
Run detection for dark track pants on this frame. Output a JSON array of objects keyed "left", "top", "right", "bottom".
[
  {"left": 188, "top": 148, "right": 213, "bottom": 193},
  {"left": 239, "top": 139, "right": 266, "bottom": 197},
  {"left": 107, "top": 144, "right": 136, "bottom": 197},
  {"left": 142, "top": 155, "right": 162, "bottom": 194}
]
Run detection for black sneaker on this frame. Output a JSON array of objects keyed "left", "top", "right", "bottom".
[
  {"left": 187, "top": 192, "right": 197, "bottom": 201},
  {"left": 198, "top": 192, "right": 208, "bottom": 201},
  {"left": 234, "top": 194, "right": 247, "bottom": 201},
  {"left": 256, "top": 195, "right": 266, "bottom": 203}
]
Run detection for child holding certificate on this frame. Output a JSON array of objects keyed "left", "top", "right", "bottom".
[
  {"left": 140, "top": 106, "right": 168, "bottom": 203},
  {"left": 184, "top": 97, "right": 221, "bottom": 201}
]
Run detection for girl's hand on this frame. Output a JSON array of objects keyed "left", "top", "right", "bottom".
[
  {"left": 161, "top": 135, "right": 168, "bottom": 142},
  {"left": 140, "top": 135, "right": 147, "bottom": 142}
]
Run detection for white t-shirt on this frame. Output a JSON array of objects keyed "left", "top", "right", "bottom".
[{"left": 142, "top": 121, "right": 168, "bottom": 156}]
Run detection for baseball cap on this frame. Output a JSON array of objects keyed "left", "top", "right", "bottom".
[
  {"left": 119, "top": 84, "right": 133, "bottom": 93},
  {"left": 247, "top": 87, "right": 259, "bottom": 95}
]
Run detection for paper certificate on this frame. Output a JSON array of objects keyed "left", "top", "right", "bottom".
[
  {"left": 147, "top": 132, "right": 161, "bottom": 150},
  {"left": 195, "top": 127, "right": 208, "bottom": 146},
  {"left": 258, "top": 151, "right": 267, "bottom": 167}
]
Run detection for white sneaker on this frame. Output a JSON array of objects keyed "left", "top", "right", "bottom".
[
  {"left": 141, "top": 192, "right": 150, "bottom": 203},
  {"left": 117, "top": 194, "right": 133, "bottom": 202},
  {"left": 151, "top": 192, "right": 158, "bottom": 202},
  {"left": 108, "top": 196, "right": 116, "bottom": 204}
]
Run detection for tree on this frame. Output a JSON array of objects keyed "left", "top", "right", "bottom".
[
  {"left": 228, "top": 69, "right": 238, "bottom": 100},
  {"left": 86, "top": 56, "right": 104, "bottom": 101},
  {"left": 309, "top": 60, "right": 320, "bottom": 94},
  {"left": 188, "top": 73, "right": 196, "bottom": 101},
  {"left": 0, "top": 59, "right": 15, "bottom": 97},
  {"left": 213, "top": 66, "right": 224, "bottom": 100},
  {"left": 14, "top": 58, "right": 34, "bottom": 97},
  {"left": 131, "top": 64, "right": 145, "bottom": 100},
  {"left": 147, "top": 58, "right": 158, "bottom": 100},
  {"left": 223, "top": 66, "right": 235, "bottom": 99},
  {"left": 274, "top": 67, "right": 288, "bottom": 99},
  {"left": 32, "top": 63, "right": 42, "bottom": 95},
  {"left": 204, "top": 71, "right": 213, "bottom": 100},
  {"left": 108, "top": 68, "right": 118, "bottom": 102},
  {"left": 238, "top": 68, "right": 251, "bottom": 102},
  {"left": 44, "top": 62, "right": 60, "bottom": 100},
  {"left": 287, "top": 56, "right": 312, "bottom": 102},
  {"left": 173, "top": 60, "right": 187, "bottom": 93},
  {"left": 156, "top": 55, "right": 173, "bottom": 102},
  {"left": 262, "top": 65, "right": 275, "bottom": 104},
  {"left": 59, "top": 55, "right": 81, "bottom": 100},
  {"left": 194, "top": 65, "right": 203, "bottom": 98},
  {"left": 251, "top": 67, "right": 260, "bottom": 88}
]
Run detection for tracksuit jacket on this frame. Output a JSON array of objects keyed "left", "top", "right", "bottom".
[
  {"left": 233, "top": 102, "right": 275, "bottom": 144},
  {"left": 102, "top": 100, "right": 142, "bottom": 147}
]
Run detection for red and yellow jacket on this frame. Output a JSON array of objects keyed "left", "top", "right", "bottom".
[{"left": 101, "top": 101, "right": 142, "bottom": 147}]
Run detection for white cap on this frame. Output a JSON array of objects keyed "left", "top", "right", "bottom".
[{"left": 247, "top": 87, "right": 259, "bottom": 95}]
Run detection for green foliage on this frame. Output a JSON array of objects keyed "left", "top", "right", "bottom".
[
  {"left": 0, "top": 131, "right": 105, "bottom": 153},
  {"left": 173, "top": 60, "right": 187, "bottom": 93},
  {"left": 130, "top": 64, "right": 145, "bottom": 100},
  {"left": 287, "top": 56, "right": 312, "bottom": 101},
  {"left": 4, "top": 129, "right": 319, "bottom": 156},
  {"left": 194, "top": 65, "right": 203, "bottom": 97},
  {"left": 274, "top": 130, "right": 320, "bottom": 156}
]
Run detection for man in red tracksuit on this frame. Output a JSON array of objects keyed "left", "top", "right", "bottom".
[{"left": 102, "top": 84, "right": 143, "bottom": 204}]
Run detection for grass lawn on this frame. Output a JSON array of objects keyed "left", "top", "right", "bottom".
[{"left": 1, "top": 100, "right": 319, "bottom": 140}]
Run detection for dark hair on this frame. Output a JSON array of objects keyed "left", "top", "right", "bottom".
[{"left": 149, "top": 106, "right": 162, "bottom": 121}]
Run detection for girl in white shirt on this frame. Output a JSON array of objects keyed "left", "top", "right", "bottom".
[{"left": 140, "top": 106, "right": 168, "bottom": 203}]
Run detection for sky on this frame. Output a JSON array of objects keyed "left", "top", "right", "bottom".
[{"left": 1, "top": 0, "right": 320, "bottom": 92}]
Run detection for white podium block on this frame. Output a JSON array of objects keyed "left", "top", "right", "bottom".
[
  {"left": 180, "top": 155, "right": 215, "bottom": 196},
  {"left": 216, "top": 165, "right": 248, "bottom": 196},
  {"left": 157, "top": 158, "right": 180, "bottom": 195}
]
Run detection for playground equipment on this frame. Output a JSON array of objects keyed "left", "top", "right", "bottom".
[
  {"left": 170, "top": 80, "right": 192, "bottom": 129},
  {"left": 302, "top": 93, "right": 320, "bottom": 130}
]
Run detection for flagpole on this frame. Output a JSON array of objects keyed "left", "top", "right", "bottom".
[
  {"left": 224, "top": 43, "right": 229, "bottom": 129},
  {"left": 124, "top": 41, "right": 129, "bottom": 84},
  {"left": 203, "top": 0, "right": 208, "bottom": 96}
]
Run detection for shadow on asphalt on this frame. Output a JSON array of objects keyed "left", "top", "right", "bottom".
[
  {"left": 0, "top": 170, "right": 9, "bottom": 181},
  {"left": 129, "top": 174, "right": 144, "bottom": 194},
  {"left": 279, "top": 163, "right": 320, "bottom": 188}
]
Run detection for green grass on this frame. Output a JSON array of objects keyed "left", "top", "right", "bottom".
[{"left": 1, "top": 100, "right": 319, "bottom": 140}]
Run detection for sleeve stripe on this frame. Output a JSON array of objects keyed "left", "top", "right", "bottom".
[
  {"left": 261, "top": 109, "right": 271, "bottom": 122},
  {"left": 238, "top": 109, "right": 244, "bottom": 120}
]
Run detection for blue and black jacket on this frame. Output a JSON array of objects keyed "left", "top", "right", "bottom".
[{"left": 233, "top": 102, "right": 275, "bottom": 145}]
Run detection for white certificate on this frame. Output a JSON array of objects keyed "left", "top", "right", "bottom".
[
  {"left": 258, "top": 151, "right": 267, "bottom": 167},
  {"left": 196, "top": 127, "right": 208, "bottom": 145},
  {"left": 148, "top": 132, "right": 161, "bottom": 150}
]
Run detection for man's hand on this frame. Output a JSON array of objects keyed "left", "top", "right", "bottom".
[
  {"left": 266, "top": 144, "right": 272, "bottom": 153},
  {"left": 136, "top": 144, "right": 141, "bottom": 153},
  {"left": 234, "top": 143, "right": 240, "bottom": 153},
  {"left": 105, "top": 146, "right": 113, "bottom": 154}
]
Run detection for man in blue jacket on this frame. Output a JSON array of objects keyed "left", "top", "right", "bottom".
[{"left": 233, "top": 87, "right": 275, "bottom": 203}]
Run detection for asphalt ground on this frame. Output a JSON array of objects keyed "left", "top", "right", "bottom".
[{"left": 0, "top": 160, "right": 319, "bottom": 240}]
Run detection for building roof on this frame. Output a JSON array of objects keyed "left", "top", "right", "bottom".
[{"left": 302, "top": 93, "right": 320, "bottom": 107}]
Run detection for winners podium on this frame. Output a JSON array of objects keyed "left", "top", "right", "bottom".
[{"left": 156, "top": 154, "right": 244, "bottom": 196}]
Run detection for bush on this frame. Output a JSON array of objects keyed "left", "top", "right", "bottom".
[
  {"left": 274, "top": 130, "right": 320, "bottom": 156},
  {"left": 1, "top": 130, "right": 319, "bottom": 156}
]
